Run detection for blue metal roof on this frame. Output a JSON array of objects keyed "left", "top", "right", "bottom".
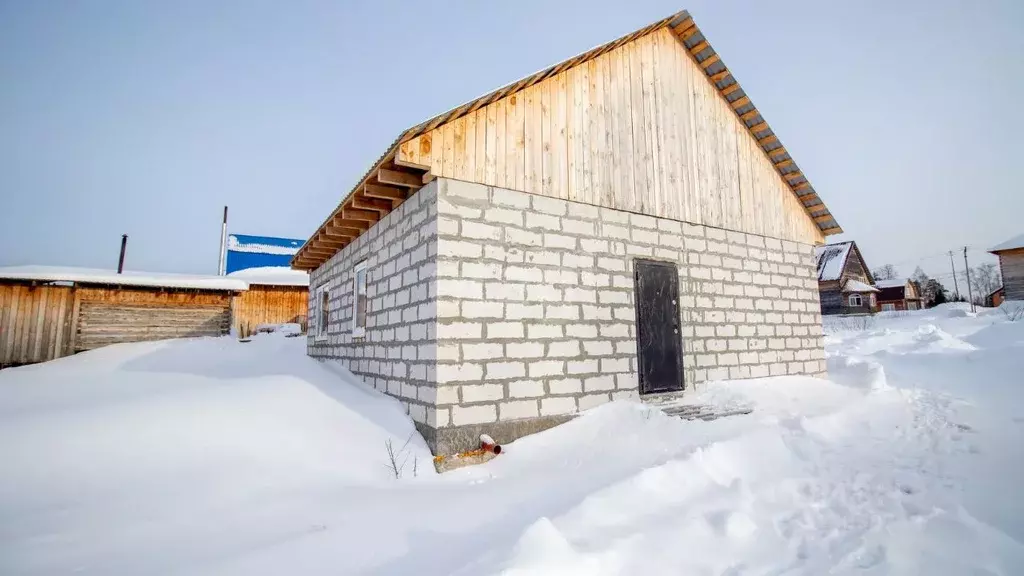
[{"left": 226, "top": 234, "right": 305, "bottom": 274}]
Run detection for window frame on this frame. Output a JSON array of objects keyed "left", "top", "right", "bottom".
[
  {"left": 848, "top": 293, "right": 863, "bottom": 307},
  {"left": 351, "top": 260, "right": 368, "bottom": 338},
  {"left": 316, "top": 285, "right": 330, "bottom": 340},
  {"left": 881, "top": 303, "right": 896, "bottom": 312}
]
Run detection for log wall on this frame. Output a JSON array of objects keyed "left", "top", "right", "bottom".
[{"left": 0, "top": 282, "right": 236, "bottom": 368}]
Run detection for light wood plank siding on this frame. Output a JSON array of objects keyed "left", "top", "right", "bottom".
[
  {"left": 0, "top": 284, "right": 76, "bottom": 367},
  {"left": 997, "top": 249, "right": 1024, "bottom": 301},
  {"left": 399, "top": 28, "right": 823, "bottom": 244},
  {"left": 232, "top": 285, "right": 309, "bottom": 338}
]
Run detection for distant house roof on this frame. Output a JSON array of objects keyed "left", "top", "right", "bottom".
[
  {"left": 227, "top": 266, "right": 309, "bottom": 287},
  {"left": 814, "top": 242, "right": 853, "bottom": 281},
  {"left": 875, "top": 278, "right": 908, "bottom": 289},
  {"left": 990, "top": 233, "right": 1024, "bottom": 253},
  {"left": 0, "top": 266, "right": 248, "bottom": 291},
  {"left": 843, "top": 279, "right": 879, "bottom": 293},
  {"left": 226, "top": 234, "right": 306, "bottom": 275}
]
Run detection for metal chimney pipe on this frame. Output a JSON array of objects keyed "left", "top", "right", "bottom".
[
  {"left": 117, "top": 234, "right": 128, "bottom": 274},
  {"left": 217, "top": 206, "right": 228, "bottom": 275}
]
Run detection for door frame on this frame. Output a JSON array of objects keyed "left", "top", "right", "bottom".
[{"left": 632, "top": 258, "right": 685, "bottom": 395}]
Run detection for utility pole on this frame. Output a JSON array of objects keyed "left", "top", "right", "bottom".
[
  {"left": 948, "top": 251, "right": 960, "bottom": 299},
  {"left": 117, "top": 234, "right": 128, "bottom": 274},
  {"left": 963, "top": 247, "right": 975, "bottom": 313}
]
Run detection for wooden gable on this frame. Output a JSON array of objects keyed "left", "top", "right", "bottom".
[
  {"left": 293, "top": 10, "right": 841, "bottom": 270},
  {"left": 397, "top": 26, "right": 825, "bottom": 245}
]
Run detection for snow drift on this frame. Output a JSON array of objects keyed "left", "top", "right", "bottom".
[{"left": 1, "top": 304, "right": 1023, "bottom": 574}]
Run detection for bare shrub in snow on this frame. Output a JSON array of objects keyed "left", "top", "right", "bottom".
[
  {"left": 1003, "top": 304, "right": 1024, "bottom": 322},
  {"left": 384, "top": 433, "right": 419, "bottom": 479},
  {"left": 823, "top": 315, "right": 876, "bottom": 334}
]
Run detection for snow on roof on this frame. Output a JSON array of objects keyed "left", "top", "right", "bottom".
[
  {"left": 843, "top": 279, "right": 879, "bottom": 293},
  {"left": 876, "top": 278, "right": 908, "bottom": 289},
  {"left": 0, "top": 266, "right": 249, "bottom": 291},
  {"left": 814, "top": 242, "right": 853, "bottom": 281},
  {"left": 227, "top": 266, "right": 309, "bottom": 287},
  {"left": 227, "top": 234, "right": 303, "bottom": 256},
  {"left": 990, "top": 233, "right": 1024, "bottom": 253}
]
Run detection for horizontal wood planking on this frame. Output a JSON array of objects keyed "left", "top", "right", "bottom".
[
  {"left": 398, "top": 28, "right": 823, "bottom": 245},
  {"left": 76, "top": 302, "right": 230, "bottom": 351},
  {"left": 997, "top": 250, "right": 1024, "bottom": 301},
  {"left": 232, "top": 285, "right": 309, "bottom": 338}
]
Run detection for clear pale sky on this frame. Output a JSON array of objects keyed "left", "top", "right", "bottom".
[{"left": 2, "top": 0, "right": 1021, "bottom": 287}]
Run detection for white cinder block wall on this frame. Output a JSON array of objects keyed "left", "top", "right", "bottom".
[
  {"left": 308, "top": 181, "right": 441, "bottom": 427},
  {"left": 431, "top": 178, "right": 825, "bottom": 439},
  {"left": 308, "top": 177, "right": 826, "bottom": 455}
]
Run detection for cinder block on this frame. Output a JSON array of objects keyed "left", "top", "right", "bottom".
[
  {"left": 486, "top": 322, "right": 525, "bottom": 339},
  {"left": 509, "top": 379, "right": 545, "bottom": 398},
  {"left": 506, "top": 342, "right": 545, "bottom": 358},
  {"left": 486, "top": 207, "right": 524, "bottom": 226},
  {"left": 437, "top": 363, "right": 484, "bottom": 383},
  {"left": 541, "top": 396, "right": 577, "bottom": 416},
  {"left": 462, "top": 342, "right": 503, "bottom": 360},
  {"left": 486, "top": 361, "right": 527, "bottom": 380},
  {"left": 452, "top": 404, "right": 497, "bottom": 425},
  {"left": 436, "top": 386, "right": 460, "bottom": 405},
  {"left": 529, "top": 360, "right": 565, "bottom": 377},
  {"left": 584, "top": 375, "right": 616, "bottom": 392},
  {"left": 486, "top": 282, "right": 525, "bottom": 301},
  {"left": 505, "top": 265, "right": 544, "bottom": 282},
  {"left": 545, "top": 304, "right": 580, "bottom": 320},
  {"left": 437, "top": 321, "right": 482, "bottom": 340},
  {"left": 549, "top": 378, "right": 582, "bottom": 394},
  {"left": 463, "top": 301, "right": 504, "bottom": 319},
  {"left": 547, "top": 339, "right": 582, "bottom": 357},
  {"left": 578, "top": 393, "right": 611, "bottom": 411},
  {"left": 506, "top": 303, "right": 544, "bottom": 320},
  {"left": 527, "top": 284, "right": 563, "bottom": 301},
  {"left": 527, "top": 323, "right": 563, "bottom": 339},
  {"left": 499, "top": 400, "right": 539, "bottom": 420},
  {"left": 525, "top": 212, "right": 562, "bottom": 231},
  {"left": 583, "top": 340, "right": 614, "bottom": 356}
]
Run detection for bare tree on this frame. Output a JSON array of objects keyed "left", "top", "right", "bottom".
[
  {"left": 872, "top": 264, "right": 898, "bottom": 281},
  {"left": 968, "top": 263, "right": 1001, "bottom": 305}
]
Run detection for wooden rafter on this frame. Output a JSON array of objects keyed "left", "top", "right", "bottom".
[
  {"left": 774, "top": 158, "right": 794, "bottom": 169},
  {"left": 748, "top": 121, "right": 769, "bottom": 133},
  {"left": 758, "top": 134, "right": 778, "bottom": 146},
  {"left": 363, "top": 183, "right": 405, "bottom": 200},
  {"left": 378, "top": 168, "right": 422, "bottom": 187},
  {"left": 813, "top": 214, "right": 834, "bottom": 224},
  {"left": 798, "top": 192, "right": 818, "bottom": 202},
  {"left": 740, "top": 109, "right": 760, "bottom": 121},
  {"left": 721, "top": 83, "right": 741, "bottom": 96},
  {"left": 352, "top": 195, "right": 393, "bottom": 213},
  {"left": 709, "top": 69, "right": 731, "bottom": 82},
  {"left": 700, "top": 54, "right": 720, "bottom": 68},
  {"left": 341, "top": 208, "right": 380, "bottom": 222},
  {"left": 729, "top": 96, "right": 750, "bottom": 109},
  {"left": 792, "top": 181, "right": 812, "bottom": 191},
  {"left": 689, "top": 40, "right": 709, "bottom": 54}
]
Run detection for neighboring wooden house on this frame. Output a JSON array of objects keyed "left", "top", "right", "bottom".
[
  {"left": 0, "top": 266, "right": 245, "bottom": 368},
  {"left": 290, "top": 11, "right": 843, "bottom": 456},
  {"left": 986, "top": 286, "right": 1005, "bottom": 308},
  {"left": 876, "top": 279, "right": 924, "bottom": 311},
  {"left": 814, "top": 241, "right": 878, "bottom": 315},
  {"left": 990, "top": 233, "right": 1024, "bottom": 302}
]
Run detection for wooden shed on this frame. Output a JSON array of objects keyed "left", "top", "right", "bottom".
[
  {"left": 990, "top": 233, "right": 1024, "bottom": 302},
  {"left": 0, "top": 266, "right": 247, "bottom": 368},
  {"left": 226, "top": 267, "right": 309, "bottom": 338}
]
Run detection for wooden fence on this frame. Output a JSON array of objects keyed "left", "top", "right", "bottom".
[{"left": 0, "top": 284, "right": 76, "bottom": 366}]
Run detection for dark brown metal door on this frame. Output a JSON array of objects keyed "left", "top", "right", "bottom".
[{"left": 633, "top": 259, "right": 684, "bottom": 394}]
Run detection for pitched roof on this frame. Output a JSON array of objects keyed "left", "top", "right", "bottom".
[
  {"left": 990, "top": 233, "right": 1024, "bottom": 253},
  {"left": 0, "top": 265, "right": 248, "bottom": 291},
  {"left": 292, "top": 9, "right": 840, "bottom": 269},
  {"left": 843, "top": 279, "right": 879, "bottom": 293},
  {"left": 875, "top": 278, "right": 908, "bottom": 289},
  {"left": 814, "top": 242, "right": 853, "bottom": 281}
]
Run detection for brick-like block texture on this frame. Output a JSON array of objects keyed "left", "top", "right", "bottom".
[
  {"left": 434, "top": 178, "right": 826, "bottom": 427},
  {"left": 308, "top": 181, "right": 442, "bottom": 425}
]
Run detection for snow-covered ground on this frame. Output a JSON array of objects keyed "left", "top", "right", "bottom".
[{"left": 1, "top": 304, "right": 1022, "bottom": 575}]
